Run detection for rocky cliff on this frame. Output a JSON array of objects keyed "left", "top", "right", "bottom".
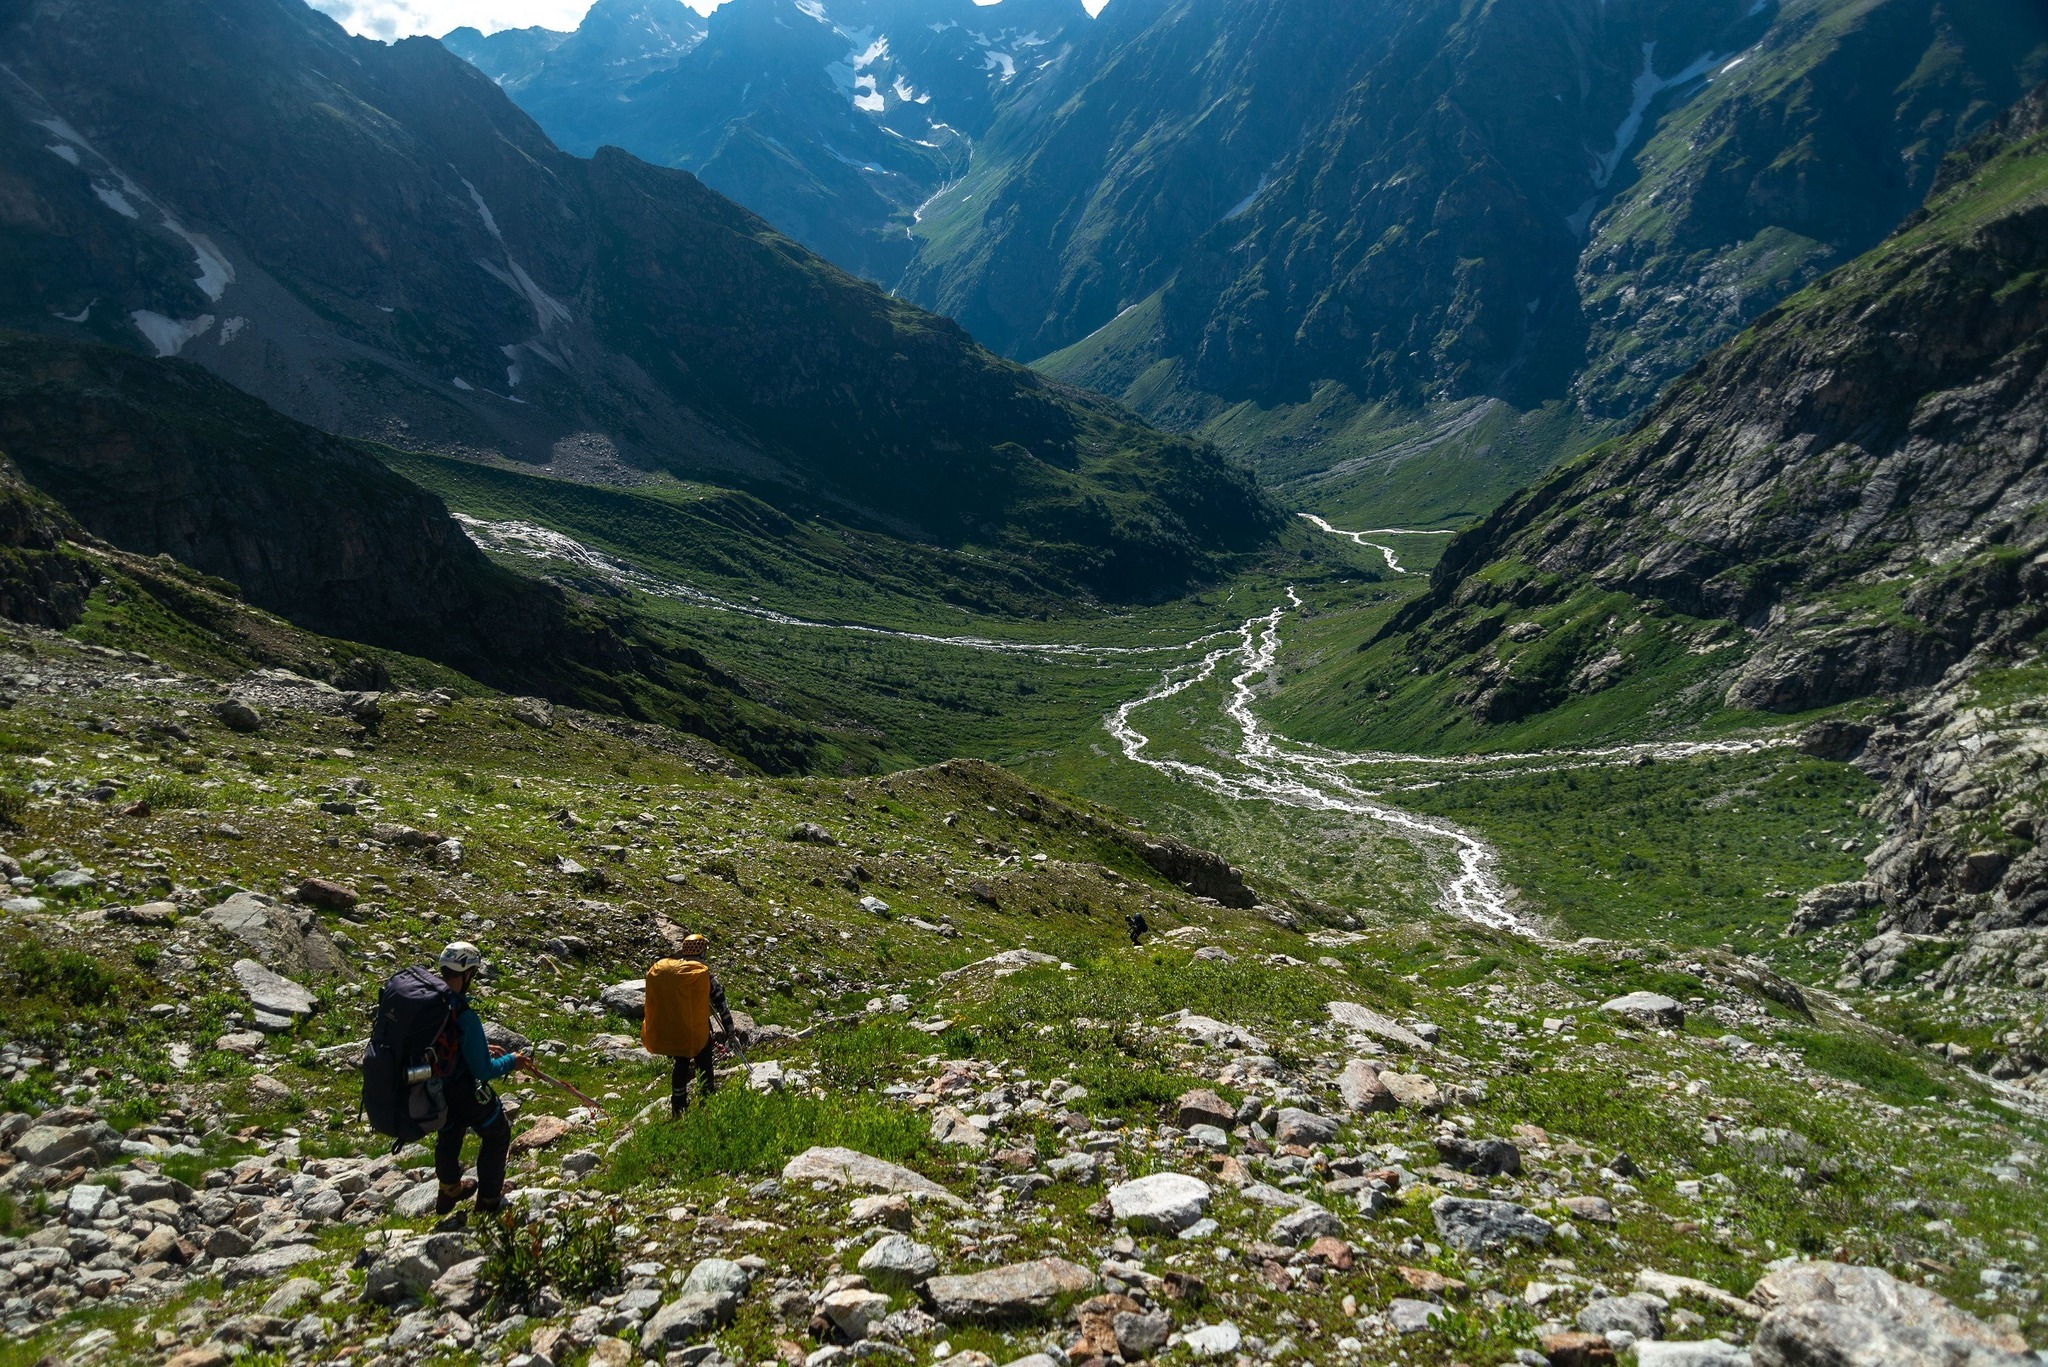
[{"left": 1377, "top": 83, "right": 2048, "bottom": 724}]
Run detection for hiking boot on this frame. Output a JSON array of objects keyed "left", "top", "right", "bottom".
[
  {"left": 434, "top": 1178, "right": 477, "bottom": 1217},
  {"left": 475, "top": 1187, "right": 514, "bottom": 1217},
  {"left": 432, "top": 1208, "right": 469, "bottom": 1233}
]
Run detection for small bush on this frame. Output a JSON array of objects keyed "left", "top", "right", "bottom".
[
  {"left": 135, "top": 774, "right": 202, "bottom": 809},
  {"left": 0, "top": 785, "right": 29, "bottom": 829},
  {"left": 477, "top": 1201, "right": 622, "bottom": 1315}
]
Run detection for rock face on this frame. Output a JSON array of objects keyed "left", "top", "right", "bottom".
[
  {"left": 1128, "top": 836, "right": 1256, "bottom": 908},
  {"left": 920, "top": 1256, "right": 1095, "bottom": 1322},
  {"left": 1372, "top": 89, "right": 2048, "bottom": 725},
  {"left": 1749, "top": 1262, "right": 2032, "bottom": 1366},
  {"left": 1106, "top": 1173, "right": 1211, "bottom": 1234}
]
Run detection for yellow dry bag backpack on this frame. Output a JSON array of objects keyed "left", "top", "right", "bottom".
[{"left": 642, "top": 958, "right": 711, "bottom": 1058}]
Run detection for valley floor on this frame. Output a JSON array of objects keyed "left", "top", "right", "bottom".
[{"left": 1, "top": 502, "right": 2043, "bottom": 1367}]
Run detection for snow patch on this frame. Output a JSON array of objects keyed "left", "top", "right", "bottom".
[
  {"left": 794, "top": 0, "right": 829, "bottom": 21},
  {"left": 451, "top": 376, "right": 474, "bottom": 391},
  {"left": 130, "top": 310, "right": 215, "bottom": 358},
  {"left": 462, "top": 179, "right": 504, "bottom": 242},
  {"left": 45, "top": 142, "right": 79, "bottom": 166},
  {"left": 1222, "top": 173, "right": 1270, "bottom": 221},
  {"left": 982, "top": 51, "right": 1015, "bottom": 79},
  {"left": 54, "top": 301, "right": 94, "bottom": 324},
  {"left": 91, "top": 183, "right": 139, "bottom": 219},
  {"left": 161, "top": 219, "right": 235, "bottom": 301},
  {"left": 217, "top": 316, "right": 249, "bottom": 345},
  {"left": 1589, "top": 43, "right": 1717, "bottom": 190}
]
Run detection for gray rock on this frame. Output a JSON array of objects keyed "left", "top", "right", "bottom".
[
  {"left": 213, "top": 698, "right": 264, "bottom": 732},
  {"left": 1326, "top": 1001, "right": 1431, "bottom": 1050},
  {"left": 43, "top": 869, "right": 94, "bottom": 894},
  {"left": 782, "top": 1146, "right": 966, "bottom": 1206},
  {"left": 1788, "top": 881, "right": 1879, "bottom": 934},
  {"left": 1636, "top": 1344, "right": 1752, "bottom": 1366},
  {"left": 1429, "top": 1196, "right": 1553, "bottom": 1253},
  {"left": 1337, "top": 1059, "right": 1396, "bottom": 1113},
  {"left": 1176, "top": 1089, "right": 1237, "bottom": 1130},
  {"left": 1377, "top": 1071, "right": 1444, "bottom": 1112},
  {"left": 206, "top": 892, "right": 347, "bottom": 979},
  {"left": 261, "top": 1277, "right": 323, "bottom": 1318},
  {"left": 856, "top": 1233, "right": 938, "bottom": 1289},
  {"left": 362, "top": 1244, "right": 442, "bottom": 1304},
  {"left": 1600, "top": 992, "right": 1685, "bottom": 1029},
  {"left": 921, "top": 1256, "right": 1095, "bottom": 1321},
  {"left": 682, "top": 1258, "right": 753, "bottom": 1300},
  {"left": 1269, "top": 1203, "right": 1342, "bottom": 1247},
  {"left": 1106, "top": 1172, "right": 1211, "bottom": 1234},
  {"left": 599, "top": 979, "right": 646, "bottom": 1020},
  {"left": 509, "top": 697, "right": 554, "bottom": 729},
  {"left": 1272, "top": 1108, "right": 1338, "bottom": 1147},
  {"left": 1114, "top": 1308, "right": 1174, "bottom": 1357},
  {"left": 1578, "top": 1293, "right": 1664, "bottom": 1341},
  {"left": 1181, "top": 1323, "right": 1242, "bottom": 1359},
  {"left": 231, "top": 959, "right": 317, "bottom": 1022},
  {"left": 391, "top": 1180, "right": 440, "bottom": 1219},
  {"left": 1389, "top": 1298, "right": 1445, "bottom": 1333},
  {"left": 789, "top": 823, "right": 837, "bottom": 845},
  {"left": 642, "top": 1293, "right": 740, "bottom": 1347},
  {"left": 13, "top": 1121, "right": 119, "bottom": 1169},
  {"left": 822, "top": 1287, "right": 893, "bottom": 1340},
  {"left": 1750, "top": 1262, "right": 2032, "bottom": 1366},
  {"left": 221, "top": 1243, "right": 323, "bottom": 1288},
  {"left": 1435, "top": 1136, "right": 1521, "bottom": 1176}
]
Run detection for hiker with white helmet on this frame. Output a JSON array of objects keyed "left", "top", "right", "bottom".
[
  {"left": 430, "top": 941, "right": 531, "bottom": 1216},
  {"left": 642, "top": 933, "right": 735, "bottom": 1118}
]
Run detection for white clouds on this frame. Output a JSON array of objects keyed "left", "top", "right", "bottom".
[{"left": 308, "top": 0, "right": 719, "bottom": 40}]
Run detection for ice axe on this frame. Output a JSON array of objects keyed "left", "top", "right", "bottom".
[{"left": 519, "top": 1057, "right": 609, "bottom": 1118}]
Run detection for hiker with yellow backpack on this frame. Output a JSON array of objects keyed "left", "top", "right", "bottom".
[{"left": 642, "top": 934, "right": 737, "bottom": 1118}]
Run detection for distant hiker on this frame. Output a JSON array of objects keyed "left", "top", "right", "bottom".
[
  {"left": 642, "top": 934, "right": 736, "bottom": 1118},
  {"left": 1126, "top": 911, "right": 1149, "bottom": 946}
]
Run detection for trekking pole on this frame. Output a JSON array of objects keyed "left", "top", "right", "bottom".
[{"left": 522, "top": 1060, "right": 610, "bottom": 1118}]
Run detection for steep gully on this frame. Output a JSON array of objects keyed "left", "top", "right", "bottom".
[{"left": 462, "top": 515, "right": 1783, "bottom": 935}]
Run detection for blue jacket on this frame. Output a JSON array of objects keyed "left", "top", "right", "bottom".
[{"left": 451, "top": 991, "right": 520, "bottom": 1084}]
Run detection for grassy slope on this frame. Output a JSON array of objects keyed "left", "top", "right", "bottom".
[
  {"left": 1033, "top": 294, "right": 1611, "bottom": 529},
  {"left": 1, "top": 614, "right": 2040, "bottom": 1367}
]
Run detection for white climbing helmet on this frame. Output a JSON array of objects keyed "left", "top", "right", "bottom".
[{"left": 438, "top": 941, "right": 484, "bottom": 976}]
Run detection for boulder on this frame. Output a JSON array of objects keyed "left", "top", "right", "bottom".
[
  {"left": 1181, "top": 1323, "right": 1242, "bottom": 1359},
  {"left": 1326, "top": 1001, "right": 1431, "bottom": 1050},
  {"left": 1434, "top": 1136, "right": 1521, "bottom": 1176},
  {"left": 1114, "top": 1308, "right": 1174, "bottom": 1358},
  {"left": 1337, "top": 1059, "right": 1396, "bottom": 1113},
  {"left": 12, "top": 1121, "right": 120, "bottom": 1168},
  {"left": 1389, "top": 1298, "right": 1446, "bottom": 1334},
  {"left": 295, "top": 877, "right": 359, "bottom": 912},
  {"left": 207, "top": 893, "right": 346, "bottom": 978},
  {"left": 1272, "top": 1108, "right": 1338, "bottom": 1147},
  {"left": 1268, "top": 1203, "right": 1342, "bottom": 1247},
  {"left": 1600, "top": 992, "right": 1685, "bottom": 1029},
  {"left": 1749, "top": 1262, "right": 2030, "bottom": 1365},
  {"left": 1578, "top": 1293, "right": 1665, "bottom": 1340},
  {"left": 789, "top": 823, "right": 837, "bottom": 845},
  {"left": 930, "top": 1105, "right": 989, "bottom": 1149},
  {"left": 213, "top": 698, "right": 264, "bottom": 732},
  {"left": 1175, "top": 1089, "right": 1237, "bottom": 1131},
  {"left": 231, "top": 959, "right": 317, "bottom": 1028},
  {"left": 642, "top": 1293, "right": 739, "bottom": 1347},
  {"left": 221, "top": 1243, "right": 323, "bottom": 1288},
  {"left": 921, "top": 1257, "right": 1095, "bottom": 1321},
  {"left": 599, "top": 979, "right": 647, "bottom": 1021},
  {"left": 856, "top": 1233, "right": 938, "bottom": 1289},
  {"left": 509, "top": 697, "right": 555, "bottom": 729},
  {"left": 782, "top": 1146, "right": 965, "bottom": 1206},
  {"left": 1106, "top": 1172, "right": 1211, "bottom": 1234},
  {"left": 1788, "top": 881, "right": 1878, "bottom": 934},
  {"left": 1430, "top": 1197, "right": 1553, "bottom": 1253},
  {"left": 821, "top": 1287, "right": 893, "bottom": 1340},
  {"left": 1378, "top": 1072, "right": 1444, "bottom": 1112}
]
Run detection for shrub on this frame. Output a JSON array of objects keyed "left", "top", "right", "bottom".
[{"left": 477, "top": 1201, "right": 622, "bottom": 1316}]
